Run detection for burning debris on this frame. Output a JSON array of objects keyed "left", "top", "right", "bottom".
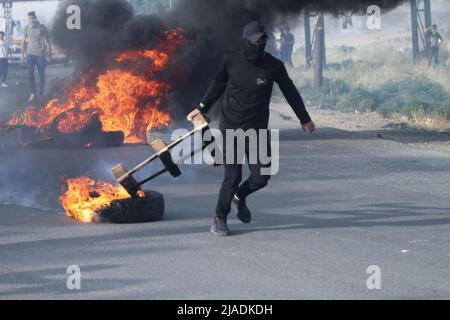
[
  {"left": 60, "top": 176, "right": 134, "bottom": 223},
  {"left": 60, "top": 113, "right": 212, "bottom": 224},
  {"left": 60, "top": 176, "right": 164, "bottom": 224},
  {"left": 4, "top": 29, "right": 184, "bottom": 147},
  {"left": 50, "top": 112, "right": 125, "bottom": 148}
]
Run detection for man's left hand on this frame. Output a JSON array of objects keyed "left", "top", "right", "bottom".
[{"left": 302, "top": 121, "right": 316, "bottom": 135}]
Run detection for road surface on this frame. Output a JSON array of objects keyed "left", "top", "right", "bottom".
[{"left": 0, "top": 65, "right": 449, "bottom": 299}]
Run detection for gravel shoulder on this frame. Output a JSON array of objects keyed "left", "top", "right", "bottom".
[{"left": 270, "top": 98, "right": 450, "bottom": 155}]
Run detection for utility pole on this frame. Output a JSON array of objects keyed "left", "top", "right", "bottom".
[
  {"left": 304, "top": 10, "right": 312, "bottom": 67},
  {"left": 319, "top": 13, "right": 326, "bottom": 67},
  {"left": 304, "top": 10, "right": 326, "bottom": 89},
  {"left": 1, "top": 0, "right": 12, "bottom": 59},
  {"left": 410, "top": 0, "right": 432, "bottom": 63},
  {"left": 313, "top": 14, "right": 325, "bottom": 89}
]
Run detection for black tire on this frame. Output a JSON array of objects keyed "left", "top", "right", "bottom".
[
  {"left": 20, "top": 127, "right": 57, "bottom": 149},
  {"left": 50, "top": 111, "right": 102, "bottom": 148},
  {"left": 99, "top": 190, "right": 165, "bottom": 224}
]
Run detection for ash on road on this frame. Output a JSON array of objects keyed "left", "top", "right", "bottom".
[{"left": 0, "top": 66, "right": 449, "bottom": 299}]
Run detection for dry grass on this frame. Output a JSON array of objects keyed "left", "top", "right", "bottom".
[
  {"left": 290, "top": 40, "right": 450, "bottom": 133},
  {"left": 292, "top": 43, "right": 450, "bottom": 92},
  {"left": 409, "top": 109, "right": 450, "bottom": 131}
]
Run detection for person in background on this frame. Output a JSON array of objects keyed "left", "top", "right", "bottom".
[
  {"left": 21, "top": 11, "right": 52, "bottom": 103},
  {"left": 425, "top": 24, "right": 444, "bottom": 68},
  {"left": 280, "top": 26, "right": 295, "bottom": 67},
  {"left": 265, "top": 31, "right": 280, "bottom": 59},
  {"left": 342, "top": 14, "right": 353, "bottom": 29},
  {"left": 0, "top": 31, "right": 8, "bottom": 88}
]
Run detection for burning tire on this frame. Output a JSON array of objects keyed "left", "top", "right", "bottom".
[
  {"left": 99, "top": 191, "right": 164, "bottom": 224},
  {"left": 50, "top": 111, "right": 102, "bottom": 148},
  {"left": 50, "top": 111, "right": 126, "bottom": 149}
]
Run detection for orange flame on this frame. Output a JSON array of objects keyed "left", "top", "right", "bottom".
[
  {"left": 8, "top": 29, "right": 184, "bottom": 144},
  {"left": 60, "top": 176, "right": 142, "bottom": 223}
]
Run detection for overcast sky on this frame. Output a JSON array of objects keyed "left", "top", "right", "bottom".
[{"left": 11, "top": 1, "right": 60, "bottom": 25}]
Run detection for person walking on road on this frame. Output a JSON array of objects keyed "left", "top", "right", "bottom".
[
  {"left": 187, "top": 21, "right": 315, "bottom": 237},
  {"left": 21, "top": 11, "right": 52, "bottom": 103}
]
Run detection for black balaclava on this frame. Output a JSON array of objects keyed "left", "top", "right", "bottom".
[{"left": 242, "top": 21, "right": 267, "bottom": 62}]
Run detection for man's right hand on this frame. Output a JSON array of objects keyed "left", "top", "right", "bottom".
[
  {"left": 187, "top": 108, "right": 202, "bottom": 122},
  {"left": 302, "top": 121, "right": 316, "bottom": 135},
  {"left": 20, "top": 55, "right": 25, "bottom": 64}
]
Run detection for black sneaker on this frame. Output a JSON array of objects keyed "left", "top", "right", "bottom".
[
  {"left": 233, "top": 195, "right": 252, "bottom": 224},
  {"left": 211, "top": 216, "right": 230, "bottom": 237}
]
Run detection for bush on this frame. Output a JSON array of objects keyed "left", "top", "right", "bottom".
[
  {"left": 341, "top": 59, "right": 354, "bottom": 69},
  {"left": 327, "top": 63, "right": 342, "bottom": 71},
  {"left": 337, "top": 87, "right": 377, "bottom": 112},
  {"left": 293, "top": 74, "right": 449, "bottom": 120},
  {"left": 337, "top": 45, "right": 356, "bottom": 54},
  {"left": 398, "top": 78, "right": 447, "bottom": 106},
  {"left": 372, "top": 81, "right": 399, "bottom": 106},
  {"left": 372, "top": 77, "right": 448, "bottom": 115},
  {"left": 352, "top": 60, "right": 382, "bottom": 70},
  {"left": 298, "top": 78, "right": 351, "bottom": 108}
]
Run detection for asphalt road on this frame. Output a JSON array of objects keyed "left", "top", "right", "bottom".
[{"left": 0, "top": 66, "right": 450, "bottom": 299}]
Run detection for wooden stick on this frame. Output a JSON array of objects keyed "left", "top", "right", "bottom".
[{"left": 115, "top": 114, "right": 209, "bottom": 182}]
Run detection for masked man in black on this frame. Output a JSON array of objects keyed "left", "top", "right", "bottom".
[{"left": 187, "top": 21, "right": 315, "bottom": 236}]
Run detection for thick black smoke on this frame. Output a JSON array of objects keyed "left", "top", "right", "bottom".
[
  {"left": 51, "top": 0, "right": 405, "bottom": 116},
  {"left": 52, "top": 0, "right": 134, "bottom": 71}
]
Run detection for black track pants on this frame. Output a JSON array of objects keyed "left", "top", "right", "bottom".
[{"left": 216, "top": 130, "right": 272, "bottom": 218}]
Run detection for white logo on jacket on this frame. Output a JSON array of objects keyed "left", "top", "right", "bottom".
[{"left": 256, "top": 78, "right": 268, "bottom": 86}]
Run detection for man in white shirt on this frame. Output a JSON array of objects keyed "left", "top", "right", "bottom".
[{"left": 21, "top": 11, "right": 52, "bottom": 102}]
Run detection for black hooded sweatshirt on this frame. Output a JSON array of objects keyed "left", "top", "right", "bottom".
[{"left": 199, "top": 51, "right": 312, "bottom": 130}]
